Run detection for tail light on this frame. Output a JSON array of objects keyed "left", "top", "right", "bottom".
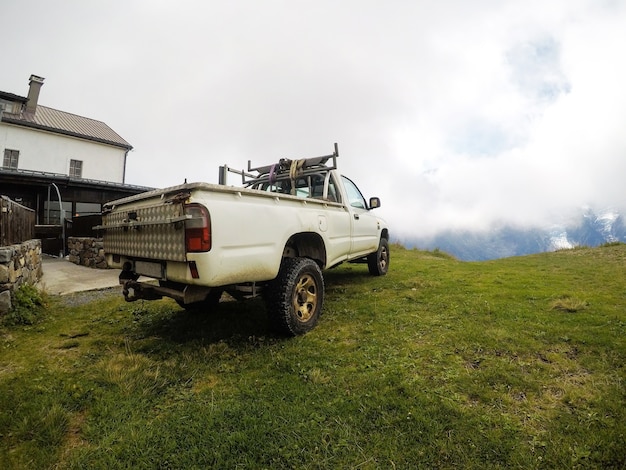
[{"left": 184, "top": 204, "right": 211, "bottom": 252}]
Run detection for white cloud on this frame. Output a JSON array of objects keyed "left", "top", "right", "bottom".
[{"left": 2, "top": 0, "right": 625, "bottom": 240}]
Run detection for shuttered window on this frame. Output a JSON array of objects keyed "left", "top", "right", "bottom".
[
  {"left": 2, "top": 149, "right": 19, "bottom": 169},
  {"left": 69, "top": 159, "right": 83, "bottom": 178}
]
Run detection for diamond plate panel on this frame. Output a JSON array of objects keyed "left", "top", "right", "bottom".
[{"left": 103, "top": 202, "right": 187, "bottom": 261}]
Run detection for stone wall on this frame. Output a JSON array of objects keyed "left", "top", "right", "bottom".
[
  {"left": 67, "top": 237, "right": 109, "bottom": 269},
  {"left": 0, "top": 239, "right": 43, "bottom": 315}
]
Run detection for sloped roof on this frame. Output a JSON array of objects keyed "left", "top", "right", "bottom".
[
  {"left": 1, "top": 105, "right": 132, "bottom": 150},
  {"left": 0, "top": 91, "right": 27, "bottom": 103}
]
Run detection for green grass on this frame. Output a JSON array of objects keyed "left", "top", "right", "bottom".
[{"left": 1, "top": 244, "right": 625, "bottom": 469}]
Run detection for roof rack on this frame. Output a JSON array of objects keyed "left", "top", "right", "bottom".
[{"left": 219, "top": 143, "right": 339, "bottom": 187}]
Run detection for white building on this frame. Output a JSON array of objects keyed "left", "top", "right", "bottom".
[
  {"left": 0, "top": 75, "right": 148, "bottom": 253},
  {"left": 0, "top": 74, "right": 132, "bottom": 183}
]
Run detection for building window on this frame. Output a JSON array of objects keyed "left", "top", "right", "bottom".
[
  {"left": 43, "top": 201, "right": 72, "bottom": 225},
  {"left": 69, "top": 159, "right": 83, "bottom": 178},
  {"left": 75, "top": 202, "right": 102, "bottom": 217},
  {"left": 2, "top": 149, "right": 19, "bottom": 169},
  {"left": 0, "top": 100, "right": 18, "bottom": 113}
]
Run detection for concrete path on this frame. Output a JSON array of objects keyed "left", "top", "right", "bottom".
[{"left": 38, "top": 255, "right": 122, "bottom": 296}]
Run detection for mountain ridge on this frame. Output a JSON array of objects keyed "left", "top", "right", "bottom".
[{"left": 399, "top": 208, "right": 626, "bottom": 261}]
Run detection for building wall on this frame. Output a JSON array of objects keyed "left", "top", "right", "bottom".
[{"left": 0, "top": 123, "right": 126, "bottom": 183}]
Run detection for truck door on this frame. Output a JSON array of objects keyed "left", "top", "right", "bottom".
[
  {"left": 316, "top": 173, "right": 351, "bottom": 266},
  {"left": 341, "top": 176, "right": 380, "bottom": 257}
]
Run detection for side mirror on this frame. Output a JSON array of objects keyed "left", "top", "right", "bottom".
[{"left": 369, "top": 197, "right": 381, "bottom": 209}]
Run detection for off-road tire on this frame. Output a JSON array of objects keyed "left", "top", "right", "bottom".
[
  {"left": 267, "top": 257, "right": 324, "bottom": 336},
  {"left": 367, "top": 237, "right": 389, "bottom": 276}
]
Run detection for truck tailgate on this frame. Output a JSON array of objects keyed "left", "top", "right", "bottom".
[{"left": 103, "top": 201, "right": 188, "bottom": 262}]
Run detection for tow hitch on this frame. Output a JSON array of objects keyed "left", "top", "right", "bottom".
[
  {"left": 120, "top": 278, "right": 214, "bottom": 305},
  {"left": 122, "top": 280, "right": 163, "bottom": 302}
]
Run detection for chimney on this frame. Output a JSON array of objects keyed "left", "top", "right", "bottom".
[{"left": 25, "top": 74, "right": 45, "bottom": 114}]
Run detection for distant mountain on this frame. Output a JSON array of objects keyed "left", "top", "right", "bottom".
[
  {"left": 399, "top": 209, "right": 626, "bottom": 261},
  {"left": 567, "top": 209, "right": 625, "bottom": 247}
]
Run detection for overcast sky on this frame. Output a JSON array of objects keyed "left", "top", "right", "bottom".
[{"left": 3, "top": 0, "right": 625, "bottom": 239}]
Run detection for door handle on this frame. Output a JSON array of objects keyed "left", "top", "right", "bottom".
[{"left": 354, "top": 213, "right": 360, "bottom": 220}]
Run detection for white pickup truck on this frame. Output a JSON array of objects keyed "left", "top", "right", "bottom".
[{"left": 99, "top": 144, "right": 389, "bottom": 335}]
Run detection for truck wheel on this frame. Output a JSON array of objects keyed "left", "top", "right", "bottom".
[
  {"left": 268, "top": 257, "right": 324, "bottom": 336},
  {"left": 367, "top": 237, "right": 389, "bottom": 276}
]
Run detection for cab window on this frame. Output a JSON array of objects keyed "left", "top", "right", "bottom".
[
  {"left": 258, "top": 173, "right": 341, "bottom": 203},
  {"left": 341, "top": 176, "right": 367, "bottom": 209}
]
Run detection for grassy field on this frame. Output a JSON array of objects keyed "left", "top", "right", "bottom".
[{"left": 1, "top": 244, "right": 625, "bottom": 469}]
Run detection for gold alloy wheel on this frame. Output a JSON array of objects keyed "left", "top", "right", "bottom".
[
  {"left": 269, "top": 257, "right": 325, "bottom": 336},
  {"left": 292, "top": 273, "right": 317, "bottom": 322},
  {"left": 379, "top": 244, "right": 389, "bottom": 271}
]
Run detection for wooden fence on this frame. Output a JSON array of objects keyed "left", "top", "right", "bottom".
[{"left": 0, "top": 195, "right": 35, "bottom": 246}]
